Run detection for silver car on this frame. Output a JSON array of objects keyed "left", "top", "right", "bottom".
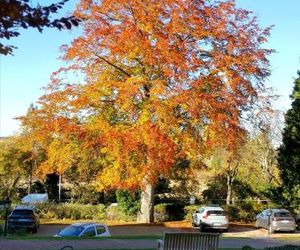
[
  {"left": 192, "top": 205, "right": 229, "bottom": 231},
  {"left": 255, "top": 209, "right": 296, "bottom": 233},
  {"left": 55, "top": 222, "right": 111, "bottom": 237}
]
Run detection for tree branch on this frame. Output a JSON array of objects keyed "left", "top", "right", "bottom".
[{"left": 94, "top": 54, "right": 131, "bottom": 77}]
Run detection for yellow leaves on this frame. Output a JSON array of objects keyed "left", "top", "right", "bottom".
[
  {"left": 37, "top": 139, "right": 77, "bottom": 177},
  {"left": 137, "top": 109, "right": 150, "bottom": 125},
  {"left": 150, "top": 79, "right": 167, "bottom": 96}
]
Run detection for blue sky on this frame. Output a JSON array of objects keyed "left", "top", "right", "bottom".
[{"left": 1, "top": 0, "right": 300, "bottom": 137}]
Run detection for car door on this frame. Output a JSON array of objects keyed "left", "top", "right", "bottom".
[
  {"left": 81, "top": 226, "right": 96, "bottom": 237},
  {"left": 256, "top": 210, "right": 267, "bottom": 228},
  {"left": 256, "top": 212, "right": 262, "bottom": 228},
  {"left": 193, "top": 208, "right": 204, "bottom": 226},
  {"left": 261, "top": 210, "right": 271, "bottom": 229}
]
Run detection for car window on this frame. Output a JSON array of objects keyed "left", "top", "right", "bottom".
[
  {"left": 12, "top": 210, "right": 34, "bottom": 216},
  {"left": 274, "top": 212, "right": 291, "bottom": 217},
  {"left": 199, "top": 208, "right": 205, "bottom": 213},
  {"left": 59, "top": 226, "right": 84, "bottom": 236},
  {"left": 262, "top": 210, "right": 270, "bottom": 216},
  {"left": 82, "top": 226, "right": 96, "bottom": 237},
  {"left": 96, "top": 225, "right": 107, "bottom": 235},
  {"left": 207, "top": 210, "right": 225, "bottom": 216}
]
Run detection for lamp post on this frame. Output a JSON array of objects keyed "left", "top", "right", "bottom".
[{"left": 267, "top": 208, "right": 272, "bottom": 236}]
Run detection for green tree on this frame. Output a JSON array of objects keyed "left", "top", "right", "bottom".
[
  {"left": 278, "top": 71, "right": 300, "bottom": 204},
  {"left": 0, "top": 138, "right": 25, "bottom": 199}
]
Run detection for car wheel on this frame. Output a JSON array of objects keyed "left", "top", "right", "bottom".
[
  {"left": 32, "top": 227, "right": 38, "bottom": 234},
  {"left": 297, "top": 220, "right": 300, "bottom": 230}
]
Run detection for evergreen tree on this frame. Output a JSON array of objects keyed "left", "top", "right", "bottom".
[{"left": 278, "top": 71, "right": 300, "bottom": 204}]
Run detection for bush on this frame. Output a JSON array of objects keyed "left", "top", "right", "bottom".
[
  {"left": 115, "top": 189, "right": 140, "bottom": 217},
  {"left": 154, "top": 202, "right": 185, "bottom": 222},
  {"left": 154, "top": 203, "right": 170, "bottom": 222},
  {"left": 106, "top": 203, "right": 136, "bottom": 221},
  {"left": 184, "top": 205, "right": 200, "bottom": 221},
  {"left": 223, "top": 201, "right": 268, "bottom": 222},
  {"left": 36, "top": 203, "right": 106, "bottom": 221}
]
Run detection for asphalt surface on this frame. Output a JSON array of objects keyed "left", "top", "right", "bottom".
[{"left": 1, "top": 237, "right": 300, "bottom": 250}]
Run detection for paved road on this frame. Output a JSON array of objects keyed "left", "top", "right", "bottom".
[{"left": 1, "top": 237, "right": 300, "bottom": 250}]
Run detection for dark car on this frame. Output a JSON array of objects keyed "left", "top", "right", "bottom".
[{"left": 8, "top": 205, "right": 40, "bottom": 233}]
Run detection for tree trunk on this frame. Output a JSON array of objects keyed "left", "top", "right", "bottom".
[
  {"left": 226, "top": 174, "right": 233, "bottom": 205},
  {"left": 28, "top": 173, "right": 32, "bottom": 194},
  {"left": 137, "top": 181, "right": 154, "bottom": 223},
  {"left": 58, "top": 174, "right": 62, "bottom": 203}
]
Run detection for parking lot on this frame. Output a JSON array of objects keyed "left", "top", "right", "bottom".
[
  {"left": 34, "top": 221, "right": 300, "bottom": 238},
  {"left": 1, "top": 222, "right": 300, "bottom": 250}
]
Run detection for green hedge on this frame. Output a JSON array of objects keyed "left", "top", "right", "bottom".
[
  {"left": 36, "top": 203, "right": 106, "bottom": 220},
  {"left": 106, "top": 204, "right": 137, "bottom": 221},
  {"left": 223, "top": 202, "right": 268, "bottom": 223},
  {"left": 31, "top": 200, "right": 271, "bottom": 223}
]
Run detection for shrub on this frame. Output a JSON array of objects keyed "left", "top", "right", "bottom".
[
  {"left": 106, "top": 203, "right": 136, "bottom": 221},
  {"left": 36, "top": 202, "right": 106, "bottom": 221},
  {"left": 154, "top": 202, "right": 185, "bottom": 222},
  {"left": 93, "top": 204, "right": 106, "bottom": 220},
  {"left": 115, "top": 189, "right": 140, "bottom": 216},
  {"left": 223, "top": 201, "right": 269, "bottom": 222},
  {"left": 184, "top": 205, "right": 200, "bottom": 221},
  {"left": 154, "top": 203, "right": 170, "bottom": 222}
]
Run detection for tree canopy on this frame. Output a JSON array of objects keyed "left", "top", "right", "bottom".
[{"left": 20, "top": 0, "right": 273, "bottom": 221}]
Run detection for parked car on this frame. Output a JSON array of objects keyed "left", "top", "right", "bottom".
[
  {"left": 54, "top": 222, "right": 111, "bottom": 237},
  {"left": 8, "top": 205, "right": 40, "bottom": 233},
  {"left": 255, "top": 208, "right": 296, "bottom": 233},
  {"left": 192, "top": 205, "right": 229, "bottom": 231}
]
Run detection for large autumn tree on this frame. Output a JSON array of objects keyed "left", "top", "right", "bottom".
[{"left": 20, "top": 0, "right": 273, "bottom": 222}]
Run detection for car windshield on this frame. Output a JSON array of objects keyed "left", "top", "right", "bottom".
[
  {"left": 208, "top": 210, "right": 225, "bottom": 216},
  {"left": 274, "top": 212, "right": 291, "bottom": 217},
  {"left": 12, "top": 210, "right": 33, "bottom": 216},
  {"left": 59, "top": 225, "right": 84, "bottom": 236}
]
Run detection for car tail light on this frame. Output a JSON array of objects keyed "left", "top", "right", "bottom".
[{"left": 203, "top": 212, "right": 209, "bottom": 219}]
